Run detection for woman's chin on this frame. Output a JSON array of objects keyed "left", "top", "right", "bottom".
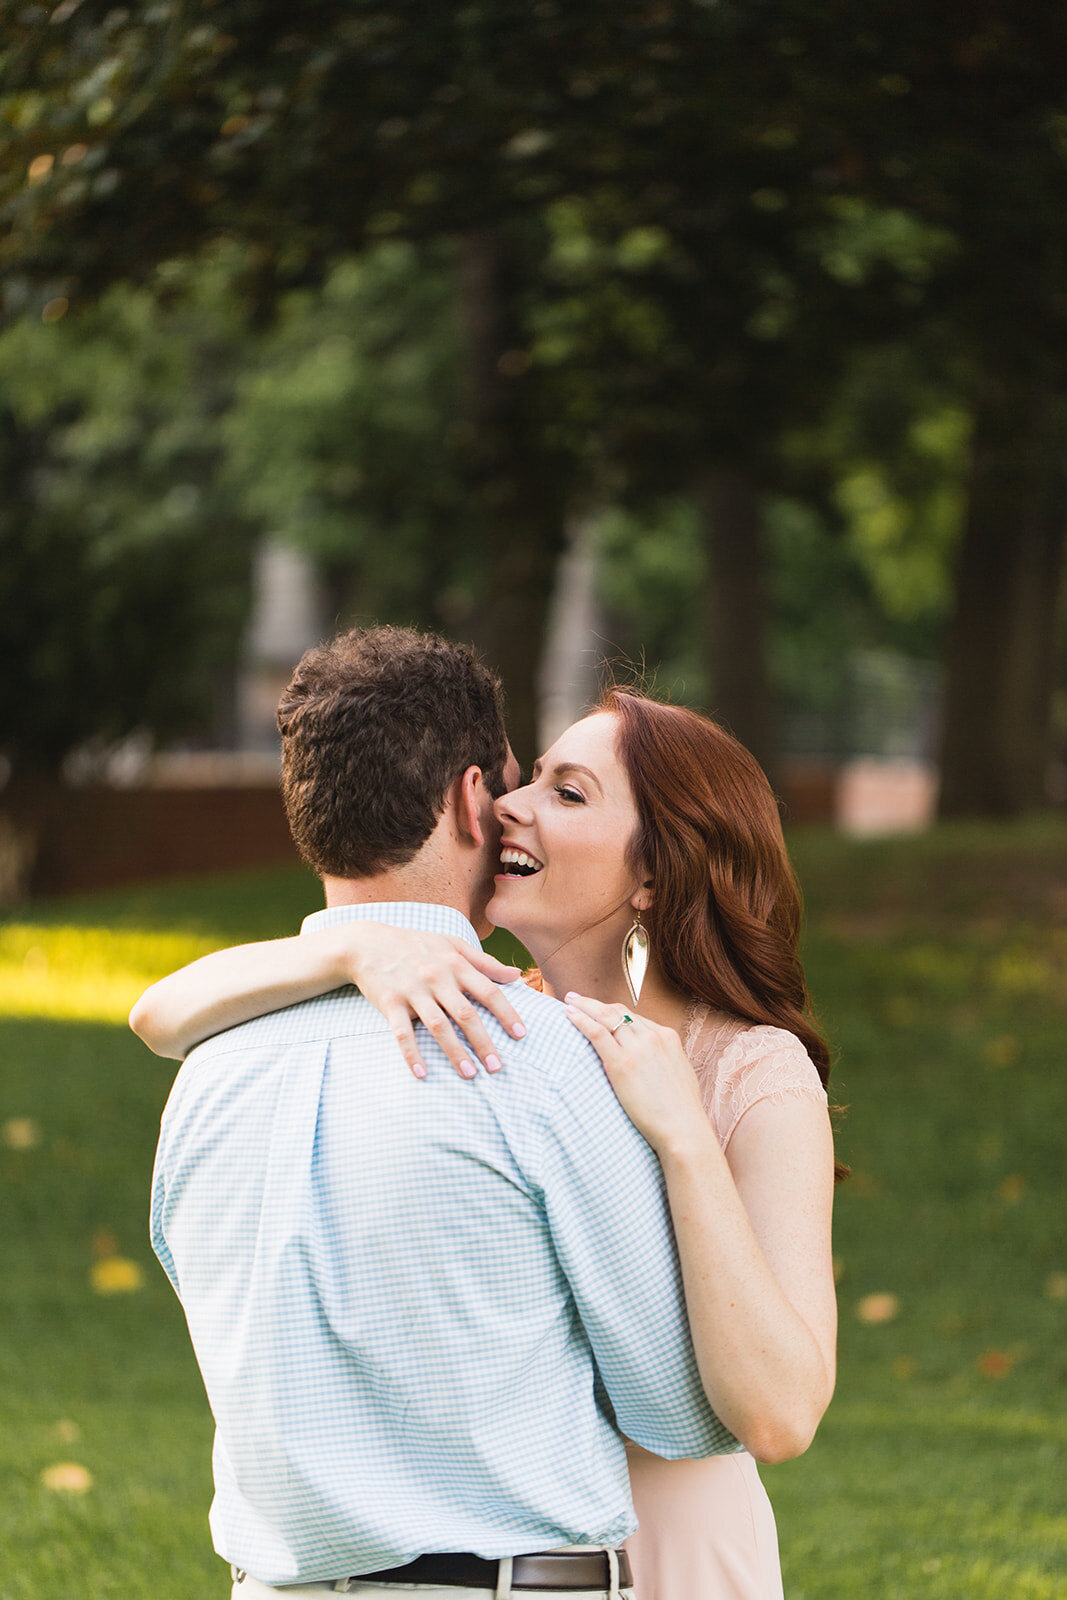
[{"left": 486, "top": 886, "right": 537, "bottom": 946}]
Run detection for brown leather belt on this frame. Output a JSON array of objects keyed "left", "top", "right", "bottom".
[{"left": 354, "top": 1549, "right": 633, "bottom": 1590}]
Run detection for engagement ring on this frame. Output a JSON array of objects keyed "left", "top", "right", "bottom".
[{"left": 610, "top": 1013, "right": 635, "bottom": 1036}]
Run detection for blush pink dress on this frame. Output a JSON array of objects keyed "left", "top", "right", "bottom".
[{"left": 622, "top": 1005, "right": 829, "bottom": 1600}]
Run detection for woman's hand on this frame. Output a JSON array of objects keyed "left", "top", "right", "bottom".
[
  {"left": 343, "top": 926, "right": 525, "bottom": 1080},
  {"left": 567, "top": 989, "right": 837, "bottom": 1460},
  {"left": 563, "top": 993, "right": 710, "bottom": 1158}
]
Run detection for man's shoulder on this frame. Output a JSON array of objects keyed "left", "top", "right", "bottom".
[
  {"left": 177, "top": 978, "right": 603, "bottom": 1093},
  {"left": 184, "top": 986, "right": 382, "bottom": 1065},
  {"left": 495, "top": 982, "right": 605, "bottom": 1089}
]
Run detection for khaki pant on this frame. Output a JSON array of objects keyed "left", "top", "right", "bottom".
[{"left": 231, "top": 1551, "right": 634, "bottom": 1600}]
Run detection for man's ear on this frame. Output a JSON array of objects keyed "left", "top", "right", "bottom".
[{"left": 455, "top": 766, "right": 487, "bottom": 848}]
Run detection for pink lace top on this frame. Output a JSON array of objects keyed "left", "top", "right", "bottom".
[{"left": 683, "top": 1003, "right": 828, "bottom": 1150}]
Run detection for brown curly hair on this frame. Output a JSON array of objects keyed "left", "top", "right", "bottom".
[{"left": 277, "top": 625, "right": 509, "bottom": 880}]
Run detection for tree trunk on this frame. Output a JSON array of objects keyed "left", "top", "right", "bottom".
[
  {"left": 456, "top": 228, "right": 566, "bottom": 769},
  {"left": 939, "top": 388, "right": 1067, "bottom": 817},
  {"left": 0, "top": 763, "right": 60, "bottom": 904},
  {"left": 538, "top": 512, "right": 605, "bottom": 751},
  {"left": 482, "top": 540, "right": 566, "bottom": 769},
  {"left": 698, "top": 468, "right": 779, "bottom": 788}
]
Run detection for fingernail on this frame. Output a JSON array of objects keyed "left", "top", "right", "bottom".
[
  {"left": 511, "top": 1022, "right": 526, "bottom": 1038},
  {"left": 564, "top": 992, "right": 578, "bottom": 1001},
  {"left": 412, "top": 1062, "right": 427, "bottom": 1079},
  {"left": 485, "top": 1054, "right": 503, "bottom": 1074},
  {"left": 459, "top": 1059, "right": 477, "bottom": 1079}
]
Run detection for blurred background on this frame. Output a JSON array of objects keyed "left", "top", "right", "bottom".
[
  {"left": 1, "top": 1, "right": 1065, "bottom": 896},
  {"left": 0, "top": 7, "right": 1065, "bottom": 1600}
]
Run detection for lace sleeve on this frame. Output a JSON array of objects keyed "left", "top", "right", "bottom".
[{"left": 703, "top": 1025, "right": 828, "bottom": 1151}]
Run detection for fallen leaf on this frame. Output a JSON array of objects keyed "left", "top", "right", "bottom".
[
  {"left": 1043, "top": 1271, "right": 1067, "bottom": 1302},
  {"left": 832, "top": 1256, "right": 845, "bottom": 1284},
  {"left": 54, "top": 1419, "right": 81, "bottom": 1444},
  {"left": 90, "top": 1256, "right": 144, "bottom": 1294},
  {"left": 977, "top": 1349, "right": 1016, "bottom": 1378},
  {"left": 984, "top": 1035, "right": 1020, "bottom": 1068},
  {"left": 41, "top": 1462, "right": 93, "bottom": 1493},
  {"left": 856, "top": 1293, "right": 900, "bottom": 1325},
  {"left": 998, "top": 1174, "right": 1027, "bottom": 1204},
  {"left": 91, "top": 1229, "right": 119, "bottom": 1258},
  {"left": 2, "top": 1117, "right": 41, "bottom": 1150}
]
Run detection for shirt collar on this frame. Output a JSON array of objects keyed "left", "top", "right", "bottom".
[{"left": 301, "top": 900, "right": 483, "bottom": 951}]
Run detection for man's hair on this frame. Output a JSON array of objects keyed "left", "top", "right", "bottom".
[{"left": 277, "top": 625, "right": 509, "bottom": 879}]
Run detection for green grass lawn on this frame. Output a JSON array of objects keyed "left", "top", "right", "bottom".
[{"left": 1, "top": 820, "right": 1064, "bottom": 1599}]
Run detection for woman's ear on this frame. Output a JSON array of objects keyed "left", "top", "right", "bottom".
[{"left": 631, "top": 878, "right": 654, "bottom": 914}]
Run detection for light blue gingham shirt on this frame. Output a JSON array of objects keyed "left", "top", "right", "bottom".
[{"left": 151, "top": 902, "right": 738, "bottom": 1586}]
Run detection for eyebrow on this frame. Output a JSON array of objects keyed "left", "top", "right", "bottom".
[{"left": 532, "top": 761, "right": 604, "bottom": 795}]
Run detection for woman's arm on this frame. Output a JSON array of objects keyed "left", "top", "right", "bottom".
[
  {"left": 564, "top": 995, "right": 836, "bottom": 1464},
  {"left": 130, "top": 925, "right": 525, "bottom": 1076}
]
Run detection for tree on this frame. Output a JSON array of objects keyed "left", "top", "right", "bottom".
[
  {"left": 5, "top": 1, "right": 1066, "bottom": 807},
  {"left": 0, "top": 267, "right": 258, "bottom": 787},
  {"left": 222, "top": 242, "right": 469, "bottom": 628},
  {"left": 218, "top": 231, "right": 573, "bottom": 762},
  {"left": 807, "top": 4, "right": 1067, "bottom": 811},
  {"left": 939, "top": 386, "right": 1067, "bottom": 814},
  {"left": 0, "top": 0, "right": 896, "bottom": 767}
]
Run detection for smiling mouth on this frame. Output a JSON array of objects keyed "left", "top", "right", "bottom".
[{"left": 499, "top": 847, "right": 544, "bottom": 878}]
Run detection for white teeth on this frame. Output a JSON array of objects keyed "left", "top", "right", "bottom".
[{"left": 500, "top": 847, "right": 544, "bottom": 872}]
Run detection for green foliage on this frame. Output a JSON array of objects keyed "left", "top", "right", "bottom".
[
  {"left": 767, "top": 497, "right": 875, "bottom": 756},
  {"left": 2, "top": 0, "right": 1064, "bottom": 803},
  {"left": 593, "top": 490, "right": 944, "bottom": 757},
  {"left": 0, "top": 1, "right": 997, "bottom": 488},
  {"left": 222, "top": 241, "right": 475, "bottom": 627},
  {"left": 595, "top": 503, "right": 709, "bottom": 702},
  {"left": 815, "top": 346, "right": 970, "bottom": 645},
  {"left": 0, "top": 263, "right": 258, "bottom": 774}
]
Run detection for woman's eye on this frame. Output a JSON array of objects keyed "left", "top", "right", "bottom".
[{"left": 555, "top": 785, "right": 585, "bottom": 804}]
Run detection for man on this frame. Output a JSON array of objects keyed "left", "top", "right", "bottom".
[{"left": 150, "top": 625, "right": 736, "bottom": 1600}]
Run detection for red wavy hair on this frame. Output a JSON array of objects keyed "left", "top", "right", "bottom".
[{"left": 601, "top": 688, "right": 840, "bottom": 1154}]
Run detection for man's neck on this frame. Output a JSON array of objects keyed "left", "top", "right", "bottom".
[{"left": 321, "top": 867, "right": 473, "bottom": 924}]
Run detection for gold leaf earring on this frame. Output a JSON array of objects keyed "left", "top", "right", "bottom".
[{"left": 622, "top": 909, "right": 649, "bottom": 1007}]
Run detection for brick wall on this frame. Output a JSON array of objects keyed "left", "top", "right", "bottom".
[
  {"left": 2, "top": 760, "right": 852, "bottom": 903},
  {"left": 5, "top": 783, "right": 295, "bottom": 899}
]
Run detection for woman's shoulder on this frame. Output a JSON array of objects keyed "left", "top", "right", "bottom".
[
  {"left": 686, "top": 1006, "right": 827, "bottom": 1147},
  {"left": 726, "top": 1020, "right": 819, "bottom": 1069}
]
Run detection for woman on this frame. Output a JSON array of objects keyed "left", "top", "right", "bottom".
[{"left": 132, "top": 689, "right": 839, "bottom": 1600}]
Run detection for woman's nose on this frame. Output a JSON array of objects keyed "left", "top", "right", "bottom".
[{"left": 495, "top": 785, "right": 534, "bottom": 825}]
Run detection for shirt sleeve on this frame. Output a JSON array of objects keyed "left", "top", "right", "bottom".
[
  {"left": 533, "top": 1047, "right": 740, "bottom": 1459},
  {"left": 711, "top": 1026, "right": 829, "bottom": 1151},
  {"left": 149, "top": 1099, "right": 181, "bottom": 1296}
]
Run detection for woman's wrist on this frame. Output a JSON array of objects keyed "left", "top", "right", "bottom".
[
  {"left": 327, "top": 924, "right": 372, "bottom": 989},
  {"left": 656, "top": 1115, "right": 726, "bottom": 1177}
]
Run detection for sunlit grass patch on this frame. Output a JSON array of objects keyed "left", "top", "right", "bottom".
[{"left": 0, "top": 925, "right": 217, "bottom": 1023}]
